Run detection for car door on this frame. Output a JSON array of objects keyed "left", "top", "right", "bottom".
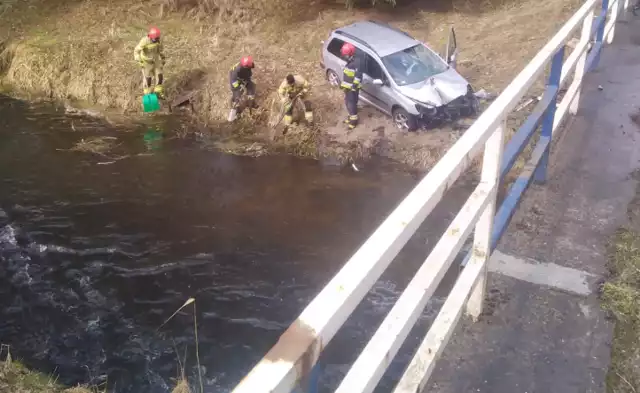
[
  {"left": 360, "top": 53, "right": 394, "bottom": 115},
  {"left": 444, "top": 27, "right": 458, "bottom": 69}
]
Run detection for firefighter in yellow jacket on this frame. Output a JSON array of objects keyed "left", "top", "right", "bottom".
[
  {"left": 277, "top": 74, "right": 314, "bottom": 128},
  {"left": 134, "top": 27, "right": 166, "bottom": 98}
]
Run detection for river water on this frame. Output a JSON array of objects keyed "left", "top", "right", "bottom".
[{"left": 0, "top": 95, "right": 473, "bottom": 392}]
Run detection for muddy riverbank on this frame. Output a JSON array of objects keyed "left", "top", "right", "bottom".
[{"left": 0, "top": 0, "right": 581, "bottom": 169}]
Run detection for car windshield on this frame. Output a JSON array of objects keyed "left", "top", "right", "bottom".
[{"left": 381, "top": 44, "right": 449, "bottom": 86}]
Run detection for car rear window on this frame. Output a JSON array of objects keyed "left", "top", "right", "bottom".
[{"left": 327, "top": 38, "right": 345, "bottom": 58}]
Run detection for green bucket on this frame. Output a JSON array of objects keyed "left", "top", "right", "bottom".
[{"left": 142, "top": 93, "right": 161, "bottom": 113}]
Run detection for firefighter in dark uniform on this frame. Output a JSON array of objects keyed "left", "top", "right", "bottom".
[
  {"left": 340, "top": 43, "right": 363, "bottom": 130},
  {"left": 228, "top": 55, "right": 257, "bottom": 122}
]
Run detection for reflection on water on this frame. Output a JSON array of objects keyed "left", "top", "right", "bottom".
[
  {"left": 0, "top": 95, "right": 472, "bottom": 392},
  {"left": 143, "top": 128, "right": 164, "bottom": 151}
]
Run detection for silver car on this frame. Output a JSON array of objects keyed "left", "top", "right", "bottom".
[{"left": 320, "top": 20, "right": 479, "bottom": 131}]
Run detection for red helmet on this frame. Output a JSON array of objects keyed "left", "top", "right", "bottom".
[
  {"left": 341, "top": 43, "right": 356, "bottom": 57},
  {"left": 148, "top": 27, "right": 161, "bottom": 40},
  {"left": 240, "top": 56, "right": 254, "bottom": 68}
]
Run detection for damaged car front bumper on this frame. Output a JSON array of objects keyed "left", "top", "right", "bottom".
[{"left": 415, "top": 86, "right": 480, "bottom": 129}]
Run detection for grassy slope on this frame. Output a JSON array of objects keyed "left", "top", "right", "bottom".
[
  {"left": 600, "top": 171, "right": 640, "bottom": 393},
  {"left": 0, "top": 360, "right": 93, "bottom": 393},
  {"left": 602, "top": 219, "right": 640, "bottom": 393},
  {"left": 0, "top": 0, "right": 580, "bottom": 163},
  {"left": 0, "top": 0, "right": 581, "bottom": 107},
  {"left": 0, "top": 356, "right": 193, "bottom": 393}
]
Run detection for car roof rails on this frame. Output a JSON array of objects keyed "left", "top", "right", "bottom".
[
  {"left": 334, "top": 30, "right": 378, "bottom": 55},
  {"left": 366, "top": 20, "right": 412, "bottom": 38}
]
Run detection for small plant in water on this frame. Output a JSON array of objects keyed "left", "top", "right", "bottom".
[
  {"left": 159, "top": 298, "right": 204, "bottom": 393},
  {"left": 70, "top": 136, "right": 118, "bottom": 154}
]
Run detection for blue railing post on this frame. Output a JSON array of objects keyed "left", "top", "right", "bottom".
[
  {"left": 307, "top": 362, "right": 320, "bottom": 393},
  {"left": 597, "top": 0, "right": 609, "bottom": 42},
  {"left": 590, "top": 0, "right": 609, "bottom": 70},
  {"left": 534, "top": 46, "right": 564, "bottom": 184},
  {"left": 294, "top": 362, "right": 321, "bottom": 393}
]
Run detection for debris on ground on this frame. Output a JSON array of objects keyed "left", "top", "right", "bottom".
[
  {"left": 474, "top": 89, "right": 494, "bottom": 101},
  {"left": 515, "top": 96, "right": 541, "bottom": 112},
  {"left": 69, "top": 136, "right": 118, "bottom": 154},
  {"left": 630, "top": 109, "right": 640, "bottom": 128}
]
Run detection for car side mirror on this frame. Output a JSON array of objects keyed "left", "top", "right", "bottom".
[{"left": 372, "top": 79, "right": 384, "bottom": 86}]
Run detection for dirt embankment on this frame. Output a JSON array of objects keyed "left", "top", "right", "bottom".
[{"left": 0, "top": 0, "right": 581, "bottom": 169}]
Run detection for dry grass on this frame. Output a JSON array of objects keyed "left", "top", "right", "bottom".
[
  {"left": 276, "top": 124, "right": 324, "bottom": 158},
  {"left": 158, "top": 298, "right": 203, "bottom": 393},
  {"left": 171, "top": 378, "right": 192, "bottom": 393},
  {"left": 0, "top": 346, "right": 96, "bottom": 393},
  {"left": 69, "top": 136, "right": 118, "bottom": 154},
  {"left": 0, "top": 0, "right": 582, "bottom": 166},
  {"left": 602, "top": 228, "right": 640, "bottom": 393},
  {"left": 0, "top": 296, "right": 206, "bottom": 393}
]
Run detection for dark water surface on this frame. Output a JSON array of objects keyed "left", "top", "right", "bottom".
[{"left": 0, "top": 95, "right": 473, "bottom": 392}]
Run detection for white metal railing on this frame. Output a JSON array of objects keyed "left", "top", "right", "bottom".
[{"left": 231, "top": 0, "right": 628, "bottom": 391}]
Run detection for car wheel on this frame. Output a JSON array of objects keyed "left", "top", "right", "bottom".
[
  {"left": 392, "top": 107, "right": 418, "bottom": 132},
  {"left": 326, "top": 69, "right": 340, "bottom": 87}
]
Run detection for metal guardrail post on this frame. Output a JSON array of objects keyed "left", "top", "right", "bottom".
[
  {"left": 466, "top": 118, "right": 505, "bottom": 320},
  {"left": 534, "top": 47, "right": 565, "bottom": 184}
]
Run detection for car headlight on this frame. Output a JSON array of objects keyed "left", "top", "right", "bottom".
[{"left": 415, "top": 103, "right": 438, "bottom": 116}]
